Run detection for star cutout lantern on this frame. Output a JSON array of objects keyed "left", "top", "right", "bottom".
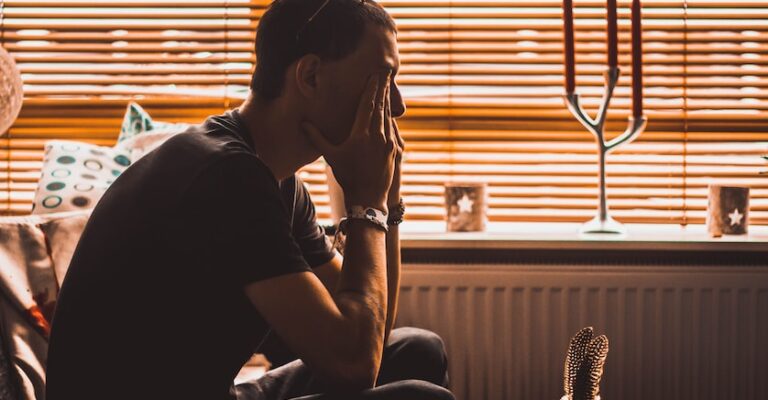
[
  {"left": 728, "top": 208, "right": 743, "bottom": 226},
  {"left": 457, "top": 194, "right": 474, "bottom": 213}
]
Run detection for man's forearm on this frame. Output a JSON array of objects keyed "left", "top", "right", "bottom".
[
  {"left": 383, "top": 224, "right": 401, "bottom": 343},
  {"left": 333, "top": 219, "right": 388, "bottom": 387}
]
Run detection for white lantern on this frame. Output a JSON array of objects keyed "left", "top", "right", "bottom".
[{"left": 0, "top": 45, "right": 23, "bottom": 136}]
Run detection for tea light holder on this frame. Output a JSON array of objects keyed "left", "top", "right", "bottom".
[
  {"left": 707, "top": 184, "right": 749, "bottom": 237},
  {"left": 445, "top": 182, "right": 487, "bottom": 232}
]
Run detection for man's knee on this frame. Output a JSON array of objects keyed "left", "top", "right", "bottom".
[
  {"left": 383, "top": 327, "right": 449, "bottom": 387},
  {"left": 390, "top": 327, "right": 448, "bottom": 365},
  {"left": 383, "top": 380, "right": 455, "bottom": 400}
]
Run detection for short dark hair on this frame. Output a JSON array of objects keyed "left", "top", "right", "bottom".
[{"left": 251, "top": 0, "right": 397, "bottom": 101}]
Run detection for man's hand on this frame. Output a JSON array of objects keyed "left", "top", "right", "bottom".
[
  {"left": 302, "top": 73, "right": 397, "bottom": 212},
  {"left": 386, "top": 116, "right": 405, "bottom": 208}
]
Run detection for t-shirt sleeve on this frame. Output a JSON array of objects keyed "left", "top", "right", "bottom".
[
  {"left": 185, "top": 153, "right": 312, "bottom": 286},
  {"left": 291, "top": 174, "right": 337, "bottom": 268}
]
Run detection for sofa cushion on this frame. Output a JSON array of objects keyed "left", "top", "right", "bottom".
[
  {"left": 0, "top": 303, "right": 20, "bottom": 400},
  {"left": 0, "top": 210, "right": 91, "bottom": 400},
  {"left": 116, "top": 102, "right": 190, "bottom": 161},
  {"left": 31, "top": 141, "right": 132, "bottom": 214},
  {"left": 31, "top": 103, "right": 189, "bottom": 216},
  {"left": 117, "top": 101, "right": 186, "bottom": 144}
]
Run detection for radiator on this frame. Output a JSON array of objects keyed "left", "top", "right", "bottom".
[{"left": 395, "top": 263, "right": 768, "bottom": 400}]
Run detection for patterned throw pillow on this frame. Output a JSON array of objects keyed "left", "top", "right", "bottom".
[
  {"left": 30, "top": 102, "right": 190, "bottom": 214},
  {"left": 30, "top": 141, "right": 132, "bottom": 214},
  {"left": 116, "top": 102, "right": 189, "bottom": 160}
]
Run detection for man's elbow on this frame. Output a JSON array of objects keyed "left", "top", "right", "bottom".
[
  {"left": 321, "top": 356, "right": 380, "bottom": 392},
  {"left": 318, "top": 294, "right": 386, "bottom": 390},
  {"left": 348, "top": 357, "right": 381, "bottom": 390}
]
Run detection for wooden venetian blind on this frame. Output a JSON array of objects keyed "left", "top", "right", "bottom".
[
  {"left": 0, "top": 0, "right": 260, "bottom": 214},
  {"left": 2, "top": 0, "right": 767, "bottom": 225}
]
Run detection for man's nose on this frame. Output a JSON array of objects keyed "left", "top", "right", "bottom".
[{"left": 390, "top": 84, "right": 406, "bottom": 118}]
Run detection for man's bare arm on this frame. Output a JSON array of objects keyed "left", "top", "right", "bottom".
[
  {"left": 243, "top": 220, "right": 387, "bottom": 391},
  {"left": 315, "top": 79, "right": 405, "bottom": 344},
  {"left": 313, "top": 252, "right": 342, "bottom": 292},
  {"left": 383, "top": 224, "right": 400, "bottom": 342},
  {"left": 245, "top": 72, "right": 396, "bottom": 391},
  {"left": 382, "top": 85, "right": 404, "bottom": 343},
  {"left": 313, "top": 227, "right": 400, "bottom": 345}
]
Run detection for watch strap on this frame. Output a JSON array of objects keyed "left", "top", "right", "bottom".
[
  {"left": 341, "top": 205, "right": 388, "bottom": 232},
  {"left": 387, "top": 198, "right": 405, "bottom": 226}
]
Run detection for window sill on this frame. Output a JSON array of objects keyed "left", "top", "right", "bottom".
[
  {"left": 397, "top": 221, "right": 768, "bottom": 251},
  {"left": 393, "top": 221, "right": 768, "bottom": 265}
]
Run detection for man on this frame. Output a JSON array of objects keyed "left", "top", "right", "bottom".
[{"left": 46, "top": 1, "right": 454, "bottom": 399}]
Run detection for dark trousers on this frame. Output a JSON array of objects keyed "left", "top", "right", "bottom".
[{"left": 234, "top": 327, "right": 454, "bottom": 400}]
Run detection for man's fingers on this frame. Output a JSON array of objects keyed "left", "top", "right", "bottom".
[
  {"left": 300, "top": 121, "right": 335, "bottom": 156},
  {"left": 370, "top": 72, "right": 390, "bottom": 137},
  {"left": 351, "top": 75, "right": 379, "bottom": 135},
  {"left": 383, "top": 83, "right": 392, "bottom": 143},
  {"left": 393, "top": 119, "right": 405, "bottom": 151}
]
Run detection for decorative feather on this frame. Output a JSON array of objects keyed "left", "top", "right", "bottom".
[
  {"left": 573, "top": 334, "right": 610, "bottom": 400},
  {"left": 563, "top": 327, "right": 593, "bottom": 397}
]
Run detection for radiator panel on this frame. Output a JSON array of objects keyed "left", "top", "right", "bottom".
[{"left": 396, "top": 264, "right": 768, "bottom": 400}]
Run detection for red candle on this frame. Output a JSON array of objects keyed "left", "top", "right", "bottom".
[
  {"left": 606, "top": 0, "right": 618, "bottom": 68},
  {"left": 631, "top": 0, "right": 643, "bottom": 119},
  {"left": 562, "top": 0, "right": 576, "bottom": 94}
]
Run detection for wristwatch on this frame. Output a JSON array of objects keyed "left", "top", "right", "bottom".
[
  {"left": 339, "top": 205, "right": 388, "bottom": 233},
  {"left": 387, "top": 197, "right": 405, "bottom": 226}
]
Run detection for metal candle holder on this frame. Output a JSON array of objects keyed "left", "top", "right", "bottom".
[{"left": 565, "top": 66, "right": 647, "bottom": 235}]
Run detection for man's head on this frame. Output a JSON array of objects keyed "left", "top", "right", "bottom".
[{"left": 251, "top": 0, "right": 405, "bottom": 145}]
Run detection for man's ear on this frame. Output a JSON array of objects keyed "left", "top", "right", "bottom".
[{"left": 295, "top": 54, "right": 323, "bottom": 98}]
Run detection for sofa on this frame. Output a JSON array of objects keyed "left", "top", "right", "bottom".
[
  {"left": 1, "top": 100, "right": 285, "bottom": 399},
  {"left": 0, "top": 102, "right": 271, "bottom": 399}
]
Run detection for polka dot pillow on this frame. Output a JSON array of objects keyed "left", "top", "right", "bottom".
[
  {"left": 30, "top": 102, "right": 188, "bottom": 214},
  {"left": 31, "top": 140, "right": 132, "bottom": 214}
]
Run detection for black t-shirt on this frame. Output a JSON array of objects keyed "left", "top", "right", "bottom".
[{"left": 46, "top": 110, "right": 336, "bottom": 400}]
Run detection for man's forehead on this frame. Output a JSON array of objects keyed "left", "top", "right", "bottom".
[{"left": 357, "top": 25, "right": 400, "bottom": 72}]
